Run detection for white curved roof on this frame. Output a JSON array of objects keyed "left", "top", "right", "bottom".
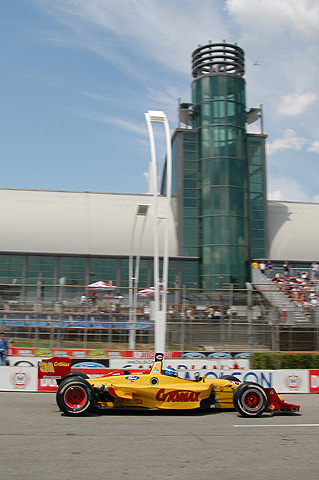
[
  {"left": 0, "top": 189, "right": 178, "bottom": 257},
  {"left": 267, "top": 200, "right": 319, "bottom": 261},
  {"left": 1, "top": 190, "right": 318, "bottom": 263}
]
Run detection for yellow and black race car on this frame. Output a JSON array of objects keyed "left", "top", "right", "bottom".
[{"left": 39, "top": 353, "right": 300, "bottom": 418}]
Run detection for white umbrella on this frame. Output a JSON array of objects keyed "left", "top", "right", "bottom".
[
  {"left": 136, "top": 287, "right": 169, "bottom": 296},
  {"left": 87, "top": 281, "right": 116, "bottom": 290}
]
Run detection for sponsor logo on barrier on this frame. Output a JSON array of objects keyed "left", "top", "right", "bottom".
[
  {"left": 11, "top": 371, "right": 30, "bottom": 389},
  {"left": 35, "top": 349, "right": 53, "bottom": 357},
  {"left": 17, "top": 349, "right": 33, "bottom": 356},
  {"left": 72, "top": 362, "right": 106, "bottom": 369},
  {"left": 72, "top": 351, "right": 87, "bottom": 357},
  {"left": 309, "top": 370, "right": 319, "bottom": 393},
  {"left": 285, "top": 375, "right": 302, "bottom": 390},
  {"left": 156, "top": 389, "right": 200, "bottom": 403},
  {"left": 108, "top": 351, "right": 123, "bottom": 357},
  {"left": 88, "top": 350, "right": 107, "bottom": 357},
  {"left": 53, "top": 351, "right": 68, "bottom": 357}
]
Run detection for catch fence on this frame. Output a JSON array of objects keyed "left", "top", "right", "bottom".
[{"left": 0, "top": 283, "right": 318, "bottom": 352}]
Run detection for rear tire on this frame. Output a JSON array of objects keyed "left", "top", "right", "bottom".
[
  {"left": 233, "top": 383, "right": 268, "bottom": 417},
  {"left": 57, "top": 371, "right": 89, "bottom": 386},
  {"left": 56, "top": 377, "right": 94, "bottom": 416},
  {"left": 62, "top": 371, "right": 90, "bottom": 381}
]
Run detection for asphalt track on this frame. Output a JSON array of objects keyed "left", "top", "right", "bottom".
[{"left": 0, "top": 392, "right": 318, "bottom": 480}]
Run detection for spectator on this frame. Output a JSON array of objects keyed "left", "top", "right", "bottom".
[
  {"left": 113, "top": 292, "right": 124, "bottom": 313},
  {"left": 251, "top": 260, "right": 259, "bottom": 269},
  {"left": 311, "top": 261, "right": 319, "bottom": 281},
  {"left": 205, "top": 305, "right": 215, "bottom": 319},
  {"left": 265, "top": 260, "right": 274, "bottom": 278},
  {"left": 259, "top": 260, "right": 266, "bottom": 274},
  {"left": 185, "top": 307, "right": 195, "bottom": 320},
  {"left": 283, "top": 261, "right": 290, "bottom": 277},
  {"left": 89, "top": 292, "right": 99, "bottom": 311},
  {"left": 80, "top": 292, "right": 87, "bottom": 305},
  {"left": 102, "top": 292, "right": 112, "bottom": 312},
  {"left": 0, "top": 332, "right": 9, "bottom": 366},
  {"left": 213, "top": 308, "right": 222, "bottom": 320}
]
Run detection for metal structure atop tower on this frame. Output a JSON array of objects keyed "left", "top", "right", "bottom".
[{"left": 192, "top": 42, "right": 245, "bottom": 78}]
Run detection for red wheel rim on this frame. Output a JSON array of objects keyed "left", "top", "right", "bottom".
[
  {"left": 243, "top": 391, "right": 261, "bottom": 409},
  {"left": 64, "top": 385, "right": 87, "bottom": 409}
]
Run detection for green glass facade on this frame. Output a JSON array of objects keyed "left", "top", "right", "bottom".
[
  {"left": 247, "top": 135, "right": 267, "bottom": 260},
  {"left": 0, "top": 254, "right": 197, "bottom": 302},
  {"left": 192, "top": 74, "right": 249, "bottom": 288}
]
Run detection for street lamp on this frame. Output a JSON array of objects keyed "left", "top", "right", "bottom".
[
  {"left": 144, "top": 110, "right": 172, "bottom": 354},
  {"left": 128, "top": 203, "right": 150, "bottom": 350}
]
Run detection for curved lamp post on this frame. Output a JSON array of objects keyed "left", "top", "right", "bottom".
[
  {"left": 144, "top": 110, "right": 172, "bottom": 354},
  {"left": 128, "top": 203, "right": 149, "bottom": 350}
]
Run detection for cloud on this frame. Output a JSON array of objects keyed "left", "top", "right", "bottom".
[
  {"left": 308, "top": 141, "right": 319, "bottom": 153},
  {"left": 278, "top": 92, "right": 318, "bottom": 116},
  {"left": 266, "top": 129, "right": 309, "bottom": 155},
  {"left": 268, "top": 190, "right": 283, "bottom": 201},
  {"left": 30, "top": 0, "right": 230, "bottom": 77},
  {"left": 65, "top": 106, "right": 147, "bottom": 135},
  {"left": 226, "top": 0, "right": 319, "bottom": 40},
  {"left": 267, "top": 176, "right": 311, "bottom": 202}
]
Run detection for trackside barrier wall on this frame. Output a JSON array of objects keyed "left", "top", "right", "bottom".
[{"left": 0, "top": 363, "right": 318, "bottom": 394}]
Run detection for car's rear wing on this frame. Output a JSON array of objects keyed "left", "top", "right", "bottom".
[{"left": 38, "top": 357, "right": 72, "bottom": 382}]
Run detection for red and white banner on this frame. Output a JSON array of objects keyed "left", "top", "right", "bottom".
[
  {"left": 8, "top": 347, "right": 181, "bottom": 359},
  {"left": 0, "top": 365, "right": 318, "bottom": 393}
]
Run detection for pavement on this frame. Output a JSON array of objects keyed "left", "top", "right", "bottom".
[{"left": 0, "top": 392, "right": 318, "bottom": 480}]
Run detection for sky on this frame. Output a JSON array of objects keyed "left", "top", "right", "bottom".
[{"left": 1, "top": 0, "right": 319, "bottom": 201}]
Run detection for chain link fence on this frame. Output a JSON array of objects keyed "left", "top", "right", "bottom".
[{"left": 0, "top": 282, "right": 318, "bottom": 352}]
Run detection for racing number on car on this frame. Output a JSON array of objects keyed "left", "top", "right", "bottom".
[{"left": 39, "top": 362, "right": 55, "bottom": 373}]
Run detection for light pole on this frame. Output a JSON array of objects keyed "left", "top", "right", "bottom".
[
  {"left": 144, "top": 110, "right": 172, "bottom": 354},
  {"left": 128, "top": 203, "right": 149, "bottom": 350}
]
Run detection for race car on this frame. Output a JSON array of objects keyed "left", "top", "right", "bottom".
[{"left": 39, "top": 353, "right": 300, "bottom": 418}]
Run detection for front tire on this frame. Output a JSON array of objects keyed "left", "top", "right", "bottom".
[
  {"left": 56, "top": 377, "right": 94, "bottom": 415},
  {"left": 233, "top": 383, "right": 268, "bottom": 417}
]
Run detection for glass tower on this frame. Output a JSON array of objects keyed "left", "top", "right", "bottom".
[
  {"left": 192, "top": 43, "right": 249, "bottom": 288},
  {"left": 168, "top": 42, "right": 267, "bottom": 289}
]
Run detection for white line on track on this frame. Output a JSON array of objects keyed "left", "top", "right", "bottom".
[{"left": 233, "top": 424, "right": 319, "bottom": 428}]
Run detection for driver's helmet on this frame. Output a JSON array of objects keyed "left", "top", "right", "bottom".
[{"left": 163, "top": 367, "right": 178, "bottom": 377}]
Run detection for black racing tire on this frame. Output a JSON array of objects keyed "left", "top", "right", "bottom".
[
  {"left": 62, "top": 371, "right": 90, "bottom": 381},
  {"left": 220, "top": 375, "right": 241, "bottom": 382},
  {"left": 56, "top": 377, "right": 94, "bottom": 416},
  {"left": 56, "top": 371, "right": 89, "bottom": 386},
  {"left": 233, "top": 382, "right": 268, "bottom": 418}
]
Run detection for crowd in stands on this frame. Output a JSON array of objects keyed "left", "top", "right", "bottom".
[{"left": 252, "top": 259, "right": 319, "bottom": 313}]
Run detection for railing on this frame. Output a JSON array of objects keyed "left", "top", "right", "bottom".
[{"left": 1, "top": 282, "right": 318, "bottom": 352}]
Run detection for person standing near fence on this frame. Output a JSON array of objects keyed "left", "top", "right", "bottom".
[
  {"left": 283, "top": 261, "right": 290, "bottom": 277},
  {"left": 0, "top": 332, "right": 9, "bottom": 366},
  {"left": 311, "top": 261, "right": 319, "bottom": 281},
  {"left": 266, "top": 260, "right": 274, "bottom": 278}
]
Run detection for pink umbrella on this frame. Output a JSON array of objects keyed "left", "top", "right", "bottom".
[{"left": 87, "top": 281, "right": 116, "bottom": 290}]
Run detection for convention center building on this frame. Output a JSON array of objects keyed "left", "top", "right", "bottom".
[{"left": 1, "top": 42, "right": 318, "bottom": 304}]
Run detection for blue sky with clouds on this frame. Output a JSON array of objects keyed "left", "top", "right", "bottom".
[{"left": 1, "top": 0, "right": 319, "bottom": 201}]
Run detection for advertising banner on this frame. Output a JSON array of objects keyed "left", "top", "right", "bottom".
[
  {"left": 309, "top": 369, "right": 319, "bottom": 393},
  {"left": 0, "top": 366, "right": 37, "bottom": 391},
  {"left": 8, "top": 348, "right": 181, "bottom": 359}
]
